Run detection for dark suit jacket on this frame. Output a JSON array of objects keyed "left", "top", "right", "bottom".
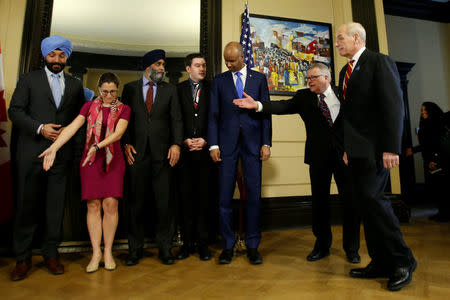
[
  {"left": 177, "top": 79, "right": 210, "bottom": 160},
  {"left": 8, "top": 69, "right": 85, "bottom": 163},
  {"left": 338, "top": 49, "right": 404, "bottom": 159},
  {"left": 262, "top": 86, "right": 343, "bottom": 165},
  {"left": 121, "top": 79, "right": 183, "bottom": 162},
  {"left": 208, "top": 68, "right": 272, "bottom": 156}
]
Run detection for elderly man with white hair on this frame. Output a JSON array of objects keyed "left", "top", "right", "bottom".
[
  {"left": 335, "top": 22, "right": 417, "bottom": 292},
  {"left": 8, "top": 35, "right": 85, "bottom": 281}
]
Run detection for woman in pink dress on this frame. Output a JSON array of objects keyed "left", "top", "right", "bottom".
[{"left": 39, "top": 73, "right": 131, "bottom": 273}]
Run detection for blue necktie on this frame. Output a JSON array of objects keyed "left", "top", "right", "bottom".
[
  {"left": 51, "top": 73, "right": 62, "bottom": 108},
  {"left": 235, "top": 71, "right": 243, "bottom": 98}
]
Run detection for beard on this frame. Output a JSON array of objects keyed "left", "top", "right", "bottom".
[
  {"left": 148, "top": 69, "right": 166, "bottom": 83},
  {"left": 45, "top": 61, "right": 66, "bottom": 74}
]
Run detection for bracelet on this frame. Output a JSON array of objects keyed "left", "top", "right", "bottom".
[{"left": 92, "top": 144, "right": 100, "bottom": 151}]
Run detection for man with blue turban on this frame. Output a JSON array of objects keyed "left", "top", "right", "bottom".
[{"left": 8, "top": 35, "right": 85, "bottom": 281}]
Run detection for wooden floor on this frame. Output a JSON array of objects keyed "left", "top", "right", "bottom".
[{"left": 1, "top": 216, "right": 449, "bottom": 299}]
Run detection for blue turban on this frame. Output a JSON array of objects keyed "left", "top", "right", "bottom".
[
  {"left": 142, "top": 49, "right": 165, "bottom": 69},
  {"left": 41, "top": 35, "right": 73, "bottom": 58},
  {"left": 83, "top": 88, "right": 95, "bottom": 101}
]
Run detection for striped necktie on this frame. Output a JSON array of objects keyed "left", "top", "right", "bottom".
[
  {"left": 343, "top": 59, "right": 354, "bottom": 100},
  {"left": 192, "top": 82, "right": 200, "bottom": 109}
]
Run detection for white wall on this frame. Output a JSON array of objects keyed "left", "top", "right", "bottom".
[{"left": 385, "top": 15, "right": 450, "bottom": 183}]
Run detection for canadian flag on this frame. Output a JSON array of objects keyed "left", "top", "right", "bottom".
[{"left": 0, "top": 43, "right": 14, "bottom": 224}]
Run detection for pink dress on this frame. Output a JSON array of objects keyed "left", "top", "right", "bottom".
[{"left": 79, "top": 102, "right": 131, "bottom": 200}]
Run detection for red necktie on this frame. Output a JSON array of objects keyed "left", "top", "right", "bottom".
[
  {"left": 343, "top": 59, "right": 354, "bottom": 100},
  {"left": 145, "top": 81, "right": 154, "bottom": 114},
  {"left": 319, "top": 94, "right": 333, "bottom": 126}
]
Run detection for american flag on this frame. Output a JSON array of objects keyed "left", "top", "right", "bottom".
[{"left": 240, "top": 4, "right": 254, "bottom": 68}]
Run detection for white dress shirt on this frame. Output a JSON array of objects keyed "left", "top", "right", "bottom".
[
  {"left": 350, "top": 46, "right": 366, "bottom": 67},
  {"left": 232, "top": 64, "right": 247, "bottom": 88},
  {"left": 340, "top": 46, "right": 366, "bottom": 89},
  {"left": 319, "top": 85, "right": 340, "bottom": 123}
]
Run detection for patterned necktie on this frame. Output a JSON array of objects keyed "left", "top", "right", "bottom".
[
  {"left": 343, "top": 59, "right": 355, "bottom": 100},
  {"left": 319, "top": 94, "right": 333, "bottom": 126},
  {"left": 235, "top": 71, "right": 244, "bottom": 98},
  {"left": 192, "top": 82, "right": 200, "bottom": 109},
  {"left": 145, "top": 81, "right": 154, "bottom": 114},
  {"left": 51, "top": 73, "right": 62, "bottom": 108}
]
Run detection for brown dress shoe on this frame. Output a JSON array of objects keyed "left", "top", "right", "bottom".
[
  {"left": 11, "top": 260, "right": 32, "bottom": 281},
  {"left": 45, "top": 257, "right": 64, "bottom": 275}
]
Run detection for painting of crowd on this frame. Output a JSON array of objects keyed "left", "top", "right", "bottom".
[{"left": 249, "top": 15, "right": 333, "bottom": 94}]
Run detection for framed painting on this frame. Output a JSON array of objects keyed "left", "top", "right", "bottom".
[{"left": 249, "top": 14, "right": 334, "bottom": 95}]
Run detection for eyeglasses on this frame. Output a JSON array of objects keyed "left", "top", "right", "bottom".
[
  {"left": 306, "top": 75, "right": 324, "bottom": 81},
  {"left": 100, "top": 90, "right": 118, "bottom": 95}
]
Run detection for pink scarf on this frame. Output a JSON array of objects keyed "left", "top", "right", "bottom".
[{"left": 85, "top": 97, "right": 124, "bottom": 172}]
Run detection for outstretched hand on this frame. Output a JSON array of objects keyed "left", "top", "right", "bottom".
[
  {"left": 38, "top": 147, "right": 56, "bottom": 171},
  {"left": 82, "top": 146, "right": 97, "bottom": 167},
  {"left": 233, "top": 92, "right": 258, "bottom": 110}
]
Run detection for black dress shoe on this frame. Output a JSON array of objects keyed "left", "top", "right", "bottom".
[
  {"left": 247, "top": 248, "right": 263, "bottom": 265},
  {"left": 158, "top": 249, "right": 175, "bottom": 265},
  {"left": 218, "top": 249, "right": 233, "bottom": 264},
  {"left": 126, "top": 249, "right": 143, "bottom": 266},
  {"left": 346, "top": 252, "right": 361, "bottom": 264},
  {"left": 350, "top": 261, "right": 389, "bottom": 278},
  {"left": 387, "top": 260, "right": 417, "bottom": 291},
  {"left": 11, "top": 260, "right": 32, "bottom": 281},
  {"left": 175, "top": 245, "right": 192, "bottom": 260},
  {"left": 45, "top": 257, "right": 64, "bottom": 275},
  {"left": 198, "top": 245, "right": 212, "bottom": 261},
  {"left": 306, "top": 249, "right": 330, "bottom": 261}
]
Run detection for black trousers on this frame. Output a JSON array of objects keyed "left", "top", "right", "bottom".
[
  {"left": 13, "top": 159, "right": 69, "bottom": 261},
  {"left": 177, "top": 150, "right": 212, "bottom": 247},
  {"left": 348, "top": 157, "right": 415, "bottom": 269},
  {"left": 309, "top": 153, "right": 360, "bottom": 253},
  {"left": 127, "top": 153, "right": 174, "bottom": 252}
]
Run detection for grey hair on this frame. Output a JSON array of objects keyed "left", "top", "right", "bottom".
[
  {"left": 308, "top": 62, "right": 331, "bottom": 81},
  {"left": 345, "top": 22, "right": 366, "bottom": 44}
]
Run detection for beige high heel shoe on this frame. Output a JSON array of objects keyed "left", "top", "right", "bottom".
[
  {"left": 104, "top": 255, "right": 116, "bottom": 271},
  {"left": 86, "top": 253, "right": 102, "bottom": 273}
]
